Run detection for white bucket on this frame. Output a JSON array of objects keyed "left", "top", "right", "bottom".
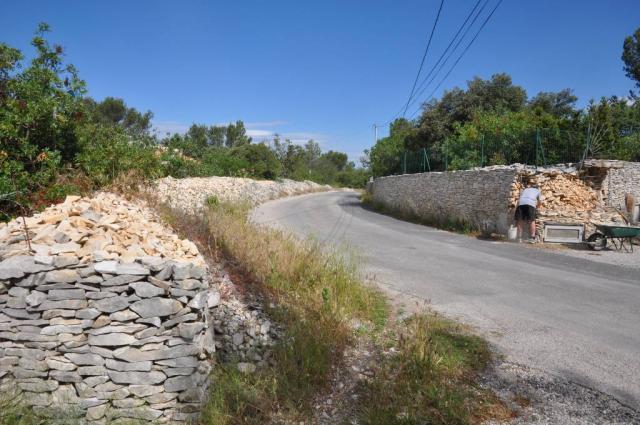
[{"left": 508, "top": 225, "right": 518, "bottom": 241}]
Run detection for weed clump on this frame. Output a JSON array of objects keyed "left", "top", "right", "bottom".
[{"left": 355, "top": 314, "right": 510, "bottom": 424}]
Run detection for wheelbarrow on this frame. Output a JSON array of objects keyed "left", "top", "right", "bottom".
[{"left": 586, "top": 224, "right": 640, "bottom": 252}]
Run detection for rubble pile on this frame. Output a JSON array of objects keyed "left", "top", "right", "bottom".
[
  {"left": 154, "top": 176, "right": 330, "bottom": 214},
  {"left": 509, "top": 168, "right": 622, "bottom": 233},
  {"left": 210, "top": 272, "right": 280, "bottom": 370},
  {"left": 0, "top": 193, "right": 204, "bottom": 266}
]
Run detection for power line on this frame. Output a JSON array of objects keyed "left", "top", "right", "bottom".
[
  {"left": 408, "top": 0, "right": 505, "bottom": 119},
  {"left": 404, "top": 0, "right": 488, "bottom": 114},
  {"left": 401, "top": 0, "right": 445, "bottom": 118},
  {"left": 378, "top": 0, "right": 485, "bottom": 127}
]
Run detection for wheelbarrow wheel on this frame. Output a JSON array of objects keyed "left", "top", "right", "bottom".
[{"left": 587, "top": 232, "right": 607, "bottom": 251}]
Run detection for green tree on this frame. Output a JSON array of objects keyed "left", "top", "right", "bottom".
[
  {"left": 583, "top": 96, "right": 640, "bottom": 160},
  {"left": 0, "top": 23, "right": 86, "bottom": 215},
  {"left": 304, "top": 140, "right": 322, "bottom": 165},
  {"left": 321, "top": 150, "right": 348, "bottom": 171},
  {"left": 414, "top": 73, "right": 527, "bottom": 151},
  {"left": 368, "top": 119, "right": 412, "bottom": 176},
  {"left": 186, "top": 124, "right": 209, "bottom": 156},
  {"left": 225, "top": 120, "right": 251, "bottom": 147},
  {"left": 529, "top": 89, "right": 578, "bottom": 119},
  {"left": 231, "top": 142, "right": 281, "bottom": 179},
  {"left": 273, "top": 137, "right": 307, "bottom": 178},
  {"left": 622, "top": 27, "right": 640, "bottom": 93},
  {"left": 84, "top": 97, "right": 153, "bottom": 137},
  {"left": 207, "top": 125, "right": 226, "bottom": 147}
]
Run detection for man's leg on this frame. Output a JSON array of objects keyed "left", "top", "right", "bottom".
[
  {"left": 517, "top": 220, "right": 524, "bottom": 241},
  {"left": 529, "top": 220, "right": 536, "bottom": 240}
]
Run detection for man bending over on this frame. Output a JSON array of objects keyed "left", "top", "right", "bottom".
[{"left": 515, "top": 183, "right": 542, "bottom": 243}]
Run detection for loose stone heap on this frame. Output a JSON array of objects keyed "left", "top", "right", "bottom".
[
  {"left": 510, "top": 166, "right": 622, "bottom": 234},
  {"left": 210, "top": 272, "right": 280, "bottom": 372},
  {"left": 0, "top": 193, "right": 203, "bottom": 266},
  {"left": 154, "top": 176, "right": 330, "bottom": 215},
  {"left": 0, "top": 195, "right": 218, "bottom": 422}
]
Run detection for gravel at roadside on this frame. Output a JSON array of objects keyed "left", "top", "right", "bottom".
[
  {"left": 483, "top": 361, "right": 640, "bottom": 425},
  {"left": 520, "top": 241, "right": 640, "bottom": 270}
]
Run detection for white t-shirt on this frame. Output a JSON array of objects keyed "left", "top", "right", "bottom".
[{"left": 518, "top": 187, "right": 541, "bottom": 208}]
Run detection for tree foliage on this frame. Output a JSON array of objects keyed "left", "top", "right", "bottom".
[
  {"left": 1, "top": 25, "right": 368, "bottom": 219},
  {"left": 369, "top": 70, "right": 640, "bottom": 176},
  {"left": 622, "top": 27, "right": 640, "bottom": 93}
]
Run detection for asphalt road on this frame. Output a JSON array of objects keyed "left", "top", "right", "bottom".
[{"left": 252, "top": 190, "right": 640, "bottom": 410}]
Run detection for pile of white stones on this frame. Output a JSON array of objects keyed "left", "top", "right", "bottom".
[
  {"left": 0, "top": 176, "right": 311, "bottom": 421},
  {"left": 0, "top": 193, "right": 204, "bottom": 265},
  {"left": 153, "top": 176, "right": 330, "bottom": 215}
]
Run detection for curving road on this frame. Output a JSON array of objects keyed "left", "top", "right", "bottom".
[{"left": 252, "top": 190, "right": 640, "bottom": 410}]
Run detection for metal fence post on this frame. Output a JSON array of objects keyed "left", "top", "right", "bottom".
[
  {"left": 535, "top": 128, "right": 547, "bottom": 167},
  {"left": 403, "top": 151, "right": 407, "bottom": 174},
  {"left": 425, "top": 148, "right": 431, "bottom": 171}
]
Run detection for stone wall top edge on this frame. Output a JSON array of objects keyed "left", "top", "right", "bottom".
[{"left": 373, "top": 167, "right": 520, "bottom": 183}]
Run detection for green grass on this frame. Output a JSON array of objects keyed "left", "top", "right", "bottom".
[{"left": 354, "top": 314, "right": 512, "bottom": 425}]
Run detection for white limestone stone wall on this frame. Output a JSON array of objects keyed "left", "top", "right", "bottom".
[
  {"left": 370, "top": 169, "right": 520, "bottom": 234},
  {"left": 0, "top": 255, "right": 219, "bottom": 423},
  {"left": 604, "top": 161, "right": 640, "bottom": 212}
]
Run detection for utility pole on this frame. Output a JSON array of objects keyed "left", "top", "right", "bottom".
[{"left": 373, "top": 124, "right": 378, "bottom": 144}]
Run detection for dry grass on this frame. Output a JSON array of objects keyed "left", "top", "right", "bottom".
[
  {"left": 159, "top": 199, "right": 388, "bottom": 423},
  {"left": 160, "top": 198, "right": 511, "bottom": 424}
]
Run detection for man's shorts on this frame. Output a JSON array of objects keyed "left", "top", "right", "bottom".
[{"left": 514, "top": 205, "right": 536, "bottom": 222}]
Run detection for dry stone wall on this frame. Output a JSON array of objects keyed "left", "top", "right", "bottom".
[
  {"left": 0, "top": 255, "right": 218, "bottom": 423},
  {"left": 370, "top": 162, "right": 637, "bottom": 236},
  {"left": 604, "top": 161, "right": 640, "bottom": 212},
  {"left": 0, "top": 180, "right": 297, "bottom": 422},
  {"left": 370, "top": 168, "right": 519, "bottom": 234},
  {"left": 0, "top": 194, "right": 220, "bottom": 422},
  {"left": 154, "top": 176, "right": 330, "bottom": 215}
]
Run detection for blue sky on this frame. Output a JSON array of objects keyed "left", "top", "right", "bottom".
[{"left": 2, "top": 0, "right": 639, "bottom": 161}]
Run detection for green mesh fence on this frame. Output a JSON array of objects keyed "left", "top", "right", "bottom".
[{"left": 395, "top": 128, "right": 591, "bottom": 175}]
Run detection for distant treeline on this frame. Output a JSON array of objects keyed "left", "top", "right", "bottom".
[
  {"left": 0, "top": 24, "right": 367, "bottom": 220},
  {"left": 367, "top": 28, "right": 640, "bottom": 176}
]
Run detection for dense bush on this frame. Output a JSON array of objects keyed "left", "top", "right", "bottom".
[
  {"left": 75, "top": 124, "right": 163, "bottom": 186},
  {"left": 0, "top": 25, "right": 369, "bottom": 220}
]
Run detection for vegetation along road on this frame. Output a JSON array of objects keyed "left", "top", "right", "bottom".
[{"left": 252, "top": 190, "right": 640, "bottom": 411}]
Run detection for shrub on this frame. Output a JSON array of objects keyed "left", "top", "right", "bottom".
[
  {"left": 75, "top": 124, "right": 163, "bottom": 187},
  {"left": 230, "top": 143, "right": 281, "bottom": 179}
]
